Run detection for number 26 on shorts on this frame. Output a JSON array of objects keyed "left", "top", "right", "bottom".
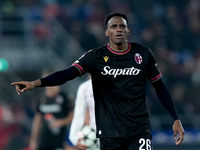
[{"left": 139, "top": 138, "right": 151, "bottom": 150}]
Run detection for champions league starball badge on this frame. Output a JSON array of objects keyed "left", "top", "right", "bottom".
[{"left": 134, "top": 53, "right": 142, "bottom": 64}]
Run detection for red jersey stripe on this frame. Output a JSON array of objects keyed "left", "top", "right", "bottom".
[
  {"left": 72, "top": 63, "right": 84, "bottom": 76},
  {"left": 107, "top": 42, "right": 131, "bottom": 55},
  {"left": 151, "top": 73, "right": 162, "bottom": 82}
]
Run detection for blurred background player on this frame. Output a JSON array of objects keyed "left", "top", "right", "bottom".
[
  {"left": 69, "top": 76, "right": 99, "bottom": 150},
  {"left": 29, "top": 69, "right": 74, "bottom": 150}
]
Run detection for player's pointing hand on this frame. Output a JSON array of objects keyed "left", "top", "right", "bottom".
[
  {"left": 11, "top": 79, "right": 41, "bottom": 95},
  {"left": 173, "top": 120, "right": 185, "bottom": 145},
  {"left": 11, "top": 81, "right": 35, "bottom": 95}
]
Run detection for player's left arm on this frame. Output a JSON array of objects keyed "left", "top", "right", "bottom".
[
  {"left": 151, "top": 79, "right": 185, "bottom": 145},
  {"left": 146, "top": 47, "right": 185, "bottom": 145}
]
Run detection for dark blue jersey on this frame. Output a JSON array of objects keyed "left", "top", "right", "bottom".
[{"left": 72, "top": 42, "right": 162, "bottom": 138}]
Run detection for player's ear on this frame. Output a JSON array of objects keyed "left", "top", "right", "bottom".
[
  {"left": 105, "top": 29, "right": 109, "bottom": 36},
  {"left": 127, "top": 28, "right": 131, "bottom": 35}
]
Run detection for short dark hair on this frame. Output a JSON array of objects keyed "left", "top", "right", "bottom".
[{"left": 104, "top": 12, "right": 128, "bottom": 28}]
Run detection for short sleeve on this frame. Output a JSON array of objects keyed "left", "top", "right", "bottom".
[
  {"left": 72, "top": 50, "right": 94, "bottom": 76},
  {"left": 146, "top": 48, "right": 162, "bottom": 82},
  {"left": 60, "top": 92, "right": 72, "bottom": 115}
]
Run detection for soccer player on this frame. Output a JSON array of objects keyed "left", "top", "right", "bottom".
[
  {"left": 69, "top": 77, "right": 99, "bottom": 150},
  {"left": 12, "top": 12, "right": 185, "bottom": 150},
  {"left": 29, "top": 69, "right": 74, "bottom": 150}
]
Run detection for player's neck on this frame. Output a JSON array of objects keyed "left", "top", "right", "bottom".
[{"left": 109, "top": 41, "right": 129, "bottom": 51}]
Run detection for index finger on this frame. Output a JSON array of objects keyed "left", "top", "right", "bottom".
[
  {"left": 176, "top": 137, "right": 183, "bottom": 145},
  {"left": 173, "top": 130, "right": 178, "bottom": 140},
  {"left": 176, "top": 130, "right": 184, "bottom": 145},
  {"left": 11, "top": 82, "right": 23, "bottom": 85}
]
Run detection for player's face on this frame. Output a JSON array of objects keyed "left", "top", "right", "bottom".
[{"left": 105, "top": 16, "right": 130, "bottom": 46}]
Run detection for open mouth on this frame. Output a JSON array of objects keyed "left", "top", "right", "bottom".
[{"left": 116, "top": 34, "right": 123, "bottom": 39}]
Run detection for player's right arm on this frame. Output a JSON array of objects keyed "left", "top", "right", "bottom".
[
  {"left": 11, "top": 49, "right": 94, "bottom": 95},
  {"left": 11, "top": 66, "right": 80, "bottom": 95}
]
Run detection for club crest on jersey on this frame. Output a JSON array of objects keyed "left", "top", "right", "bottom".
[
  {"left": 134, "top": 53, "right": 142, "bottom": 64},
  {"left": 103, "top": 56, "right": 109, "bottom": 62}
]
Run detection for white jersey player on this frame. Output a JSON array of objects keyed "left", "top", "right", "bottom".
[{"left": 69, "top": 79, "right": 99, "bottom": 150}]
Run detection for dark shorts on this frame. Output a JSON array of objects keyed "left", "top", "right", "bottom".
[
  {"left": 100, "top": 133, "right": 152, "bottom": 150},
  {"left": 37, "top": 138, "right": 64, "bottom": 150}
]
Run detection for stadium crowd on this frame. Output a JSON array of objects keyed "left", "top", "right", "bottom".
[{"left": 0, "top": 0, "right": 200, "bottom": 149}]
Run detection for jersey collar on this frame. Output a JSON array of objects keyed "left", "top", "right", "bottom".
[{"left": 107, "top": 42, "right": 131, "bottom": 55}]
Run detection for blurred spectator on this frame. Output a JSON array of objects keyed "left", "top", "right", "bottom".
[
  {"left": 33, "top": 22, "right": 50, "bottom": 46},
  {"left": 0, "top": 102, "right": 27, "bottom": 150}
]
